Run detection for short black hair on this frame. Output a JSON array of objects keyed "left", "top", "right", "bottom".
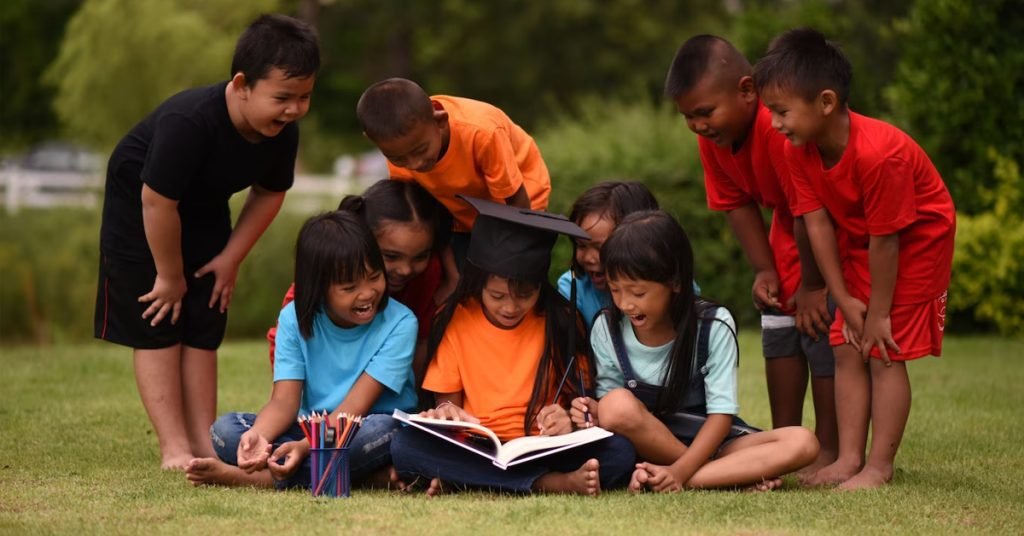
[
  {"left": 665, "top": 35, "right": 751, "bottom": 100},
  {"left": 568, "top": 181, "right": 659, "bottom": 276},
  {"left": 338, "top": 179, "right": 452, "bottom": 253},
  {"left": 293, "top": 211, "right": 387, "bottom": 339},
  {"left": 356, "top": 78, "right": 434, "bottom": 141},
  {"left": 231, "top": 14, "right": 320, "bottom": 86},
  {"left": 753, "top": 27, "right": 852, "bottom": 106}
]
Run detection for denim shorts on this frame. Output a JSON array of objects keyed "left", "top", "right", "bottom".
[{"left": 210, "top": 412, "right": 401, "bottom": 489}]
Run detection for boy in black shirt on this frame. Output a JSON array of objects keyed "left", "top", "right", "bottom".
[{"left": 94, "top": 14, "right": 319, "bottom": 469}]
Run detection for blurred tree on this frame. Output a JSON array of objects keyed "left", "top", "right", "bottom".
[
  {"left": 885, "top": 0, "right": 1024, "bottom": 215},
  {"left": 0, "top": 0, "right": 81, "bottom": 151},
  {"left": 44, "top": 0, "right": 281, "bottom": 151}
]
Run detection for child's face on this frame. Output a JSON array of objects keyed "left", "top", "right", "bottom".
[
  {"left": 759, "top": 86, "right": 825, "bottom": 147},
  {"left": 674, "top": 74, "right": 757, "bottom": 148},
  {"left": 480, "top": 275, "right": 540, "bottom": 330},
  {"left": 324, "top": 268, "right": 386, "bottom": 328},
  {"left": 374, "top": 115, "right": 446, "bottom": 173},
  {"left": 607, "top": 276, "right": 677, "bottom": 336},
  {"left": 375, "top": 221, "right": 434, "bottom": 294},
  {"left": 234, "top": 68, "right": 315, "bottom": 140},
  {"left": 574, "top": 213, "right": 615, "bottom": 290}
]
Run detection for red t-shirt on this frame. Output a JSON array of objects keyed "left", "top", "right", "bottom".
[
  {"left": 266, "top": 253, "right": 443, "bottom": 365},
  {"left": 701, "top": 103, "right": 800, "bottom": 311},
  {"left": 786, "top": 112, "right": 956, "bottom": 305}
]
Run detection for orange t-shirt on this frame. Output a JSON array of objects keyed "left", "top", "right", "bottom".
[
  {"left": 388, "top": 96, "right": 551, "bottom": 232},
  {"left": 423, "top": 299, "right": 546, "bottom": 441}
]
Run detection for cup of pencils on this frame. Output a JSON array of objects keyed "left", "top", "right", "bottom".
[{"left": 299, "top": 412, "right": 363, "bottom": 498}]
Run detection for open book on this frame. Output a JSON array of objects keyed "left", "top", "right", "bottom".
[{"left": 393, "top": 409, "right": 613, "bottom": 469}]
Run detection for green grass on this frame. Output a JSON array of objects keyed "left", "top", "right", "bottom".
[{"left": 1, "top": 334, "right": 1023, "bottom": 534}]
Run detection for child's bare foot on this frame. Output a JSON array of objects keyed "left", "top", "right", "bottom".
[
  {"left": 426, "top": 477, "right": 447, "bottom": 498},
  {"left": 744, "top": 477, "right": 784, "bottom": 492},
  {"left": 388, "top": 467, "right": 423, "bottom": 493},
  {"left": 533, "top": 459, "right": 601, "bottom": 496},
  {"left": 836, "top": 465, "right": 893, "bottom": 491},
  {"left": 800, "top": 458, "right": 862, "bottom": 487},
  {"left": 184, "top": 457, "right": 272, "bottom": 488},
  {"left": 161, "top": 453, "right": 194, "bottom": 471},
  {"left": 796, "top": 450, "right": 838, "bottom": 483}
]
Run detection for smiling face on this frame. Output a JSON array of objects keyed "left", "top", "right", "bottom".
[
  {"left": 375, "top": 221, "right": 434, "bottom": 293},
  {"left": 374, "top": 114, "right": 447, "bottom": 173},
  {"left": 674, "top": 74, "right": 757, "bottom": 149},
  {"left": 574, "top": 213, "right": 615, "bottom": 290},
  {"left": 233, "top": 67, "right": 314, "bottom": 141},
  {"left": 480, "top": 275, "right": 540, "bottom": 329},
  {"left": 324, "top": 268, "right": 386, "bottom": 328},
  {"left": 759, "top": 85, "right": 826, "bottom": 147},
  {"left": 607, "top": 276, "right": 677, "bottom": 341}
]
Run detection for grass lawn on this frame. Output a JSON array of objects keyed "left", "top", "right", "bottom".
[{"left": 1, "top": 334, "right": 1022, "bottom": 535}]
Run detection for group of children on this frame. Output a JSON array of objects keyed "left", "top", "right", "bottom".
[{"left": 94, "top": 14, "right": 955, "bottom": 496}]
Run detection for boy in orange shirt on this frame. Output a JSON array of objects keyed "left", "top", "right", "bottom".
[
  {"left": 664, "top": 35, "right": 838, "bottom": 474},
  {"left": 356, "top": 78, "right": 551, "bottom": 266},
  {"left": 755, "top": 28, "right": 955, "bottom": 490}
]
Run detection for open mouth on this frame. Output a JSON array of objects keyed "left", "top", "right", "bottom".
[
  {"left": 352, "top": 303, "right": 375, "bottom": 319},
  {"left": 588, "top": 271, "right": 606, "bottom": 288},
  {"left": 628, "top": 313, "right": 647, "bottom": 326}
]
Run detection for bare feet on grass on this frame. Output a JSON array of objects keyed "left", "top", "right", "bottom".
[
  {"left": 836, "top": 465, "right": 893, "bottom": 491},
  {"left": 426, "top": 477, "right": 446, "bottom": 497},
  {"left": 796, "top": 450, "right": 838, "bottom": 483},
  {"left": 533, "top": 458, "right": 601, "bottom": 496},
  {"left": 184, "top": 457, "right": 271, "bottom": 488},
  {"left": 801, "top": 458, "right": 862, "bottom": 487},
  {"left": 745, "top": 477, "right": 784, "bottom": 492},
  {"left": 161, "top": 454, "right": 194, "bottom": 471}
]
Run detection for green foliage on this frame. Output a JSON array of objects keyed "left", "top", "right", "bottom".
[
  {"left": 535, "top": 96, "right": 754, "bottom": 326},
  {"left": 948, "top": 150, "right": 1024, "bottom": 336},
  {"left": 885, "top": 0, "right": 1024, "bottom": 215},
  {"left": 44, "top": 0, "right": 281, "bottom": 151},
  {"left": 0, "top": 0, "right": 80, "bottom": 151}
]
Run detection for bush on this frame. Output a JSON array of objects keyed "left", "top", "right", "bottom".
[{"left": 536, "top": 96, "right": 754, "bottom": 326}]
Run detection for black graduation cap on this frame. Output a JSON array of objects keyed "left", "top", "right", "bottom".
[{"left": 460, "top": 195, "right": 589, "bottom": 281}]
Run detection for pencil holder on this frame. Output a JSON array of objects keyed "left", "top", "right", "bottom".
[{"left": 310, "top": 447, "right": 351, "bottom": 498}]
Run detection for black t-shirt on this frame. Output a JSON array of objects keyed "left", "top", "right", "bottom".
[{"left": 100, "top": 81, "right": 297, "bottom": 265}]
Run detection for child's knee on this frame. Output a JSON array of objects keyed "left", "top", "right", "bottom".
[
  {"left": 209, "top": 412, "right": 253, "bottom": 461},
  {"left": 785, "top": 426, "right": 820, "bottom": 463},
  {"left": 597, "top": 389, "right": 644, "bottom": 433}
]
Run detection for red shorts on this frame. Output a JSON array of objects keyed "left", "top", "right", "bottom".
[{"left": 830, "top": 291, "right": 947, "bottom": 361}]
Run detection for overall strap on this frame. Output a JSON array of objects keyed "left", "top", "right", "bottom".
[
  {"left": 681, "top": 304, "right": 720, "bottom": 412},
  {"left": 603, "top": 309, "right": 640, "bottom": 385}
]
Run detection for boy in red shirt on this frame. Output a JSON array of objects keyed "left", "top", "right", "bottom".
[
  {"left": 664, "top": 35, "right": 837, "bottom": 474},
  {"left": 356, "top": 78, "right": 551, "bottom": 269},
  {"left": 755, "top": 28, "right": 955, "bottom": 490}
]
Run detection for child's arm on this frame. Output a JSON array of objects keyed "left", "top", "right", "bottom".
[
  {"left": 791, "top": 217, "right": 832, "bottom": 338},
  {"left": 422, "top": 392, "right": 480, "bottom": 422},
  {"left": 536, "top": 404, "right": 572, "bottom": 436},
  {"left": 195, "top": 184, "right": 286, "bottom": 313},
  {"left": 862, "top": 233, "right": 900, "bottom": 363},
  {"left": 725, "top": 203, "right": 782, "bottom": 310},
  {"left": 505, "top": 184, "right": 531, "bottom": 208},
  {"left": 803, "top": 208, "right": 866, "bottom": 345},
  {"left": 238, "top": 379, "right": 303, "bottom": 472},
  {"left": 139, "top": 184, "right": 187, "bottom": 326}
]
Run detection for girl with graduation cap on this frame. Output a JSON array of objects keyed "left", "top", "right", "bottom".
[{"left": 389, "top": 196, "right": 636, "bottom": 496}]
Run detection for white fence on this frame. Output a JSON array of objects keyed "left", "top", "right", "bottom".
[{"left": 0, "top": 169, "right": 371, "bottom": 214}]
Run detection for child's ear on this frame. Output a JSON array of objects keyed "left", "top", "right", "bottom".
[
  {"left": 819, "top": 89, "right": 839, "bottom": 116},
  {"left": 231, "top": 72, "right": 250, "bottom": 98},
  {"left": 737, "top": 75, "right": 757, "bottom": 103},
  {"left": 433, "top": 108, "right": 449, "bottom": 128}
]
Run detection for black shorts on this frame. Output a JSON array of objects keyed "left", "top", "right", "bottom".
[{"left": 94, "top": 254, "right": 227, "bottom": 350}]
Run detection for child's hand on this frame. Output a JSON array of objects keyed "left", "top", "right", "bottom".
[
  {"left": 629, "top": 462, "right": 682, "bottom": 493},
  {"left": 267, "top": 440, "right": 309, "bottom": 481},
  {"left": 860, "top": 312, "right": 899, "bottom": 365},
  {"left": 421, "top": 400, "right": 480, "bottom": 423},
  {"left": 536, "top": 404, "right": 572, "bottom": 436},
  {"left": 752, "top": 270, "right": 782, "bottom": 311},
  {"left": 237, "top": 429, "right": 272, "bottom": 472},
  {"left": 569, "top": 397, "right": 599, "bottom": 428},
  {"left": 138, "top": 273, "right": 187, "bottom": 326},
  {"left": 789, "top": 284, "right": 831, "bottom": 339},
  {"left": 838, "top": 296, "right": 867, "bottom": 348},
  {"left": 194, "top": 253, "right": 241, "bottom": 313}
]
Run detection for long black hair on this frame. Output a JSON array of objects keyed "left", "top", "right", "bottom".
[
  {"left": 567, "top": 181, "right": 659, "bottom": 276},
  {"left": 425, "top": 262, "right": 591, "bottom": 436},
  {"left": 293, "top": 211, "right": 387, "bottom": 339},
  {"left": 601, "top": 210, "right": 722, "bottom": 415}
]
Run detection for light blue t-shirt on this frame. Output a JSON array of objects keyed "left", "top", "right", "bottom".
[
  {"left": 590, "top": 307, "right": 739, "bottom": 415},
  {"left": 273, "top": 300, "right": 418, "bottom": 416},
  {"left": 557, "top": 270, "right": 703, "bottom": 332}
]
